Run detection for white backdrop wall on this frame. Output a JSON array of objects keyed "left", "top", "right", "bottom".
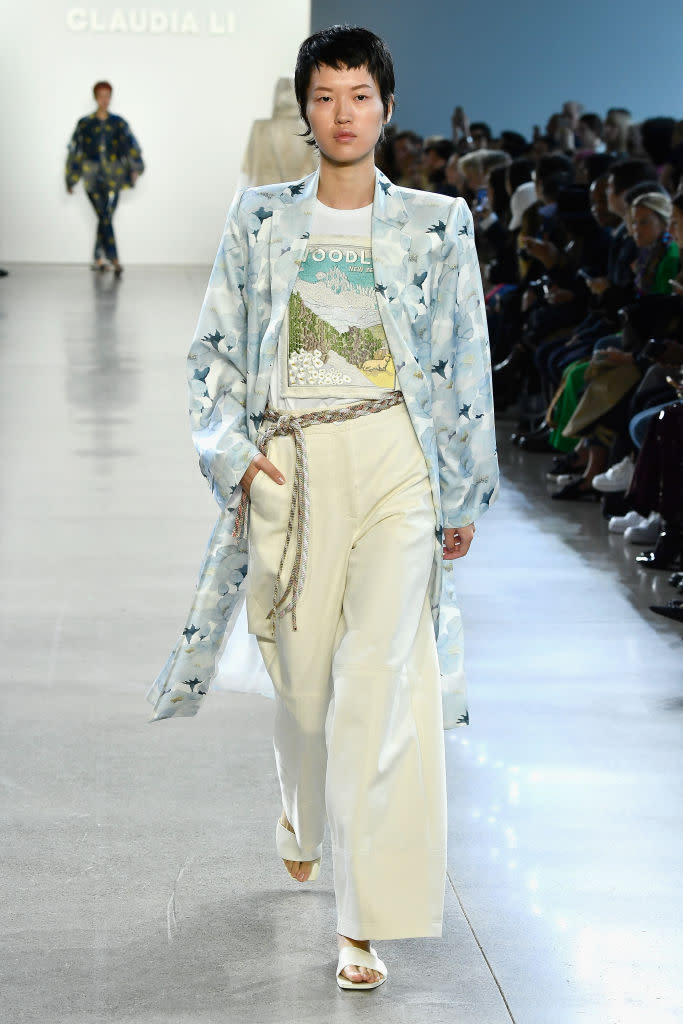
[{"left": 1, "top": 2, "right": 311, "bottom": 264}]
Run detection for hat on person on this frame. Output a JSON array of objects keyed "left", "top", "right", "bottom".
[
  {"left": 509, "top": 181, "right": 537, "bottom": 230},
  {"left": 631, "top": 191, "right": 673, "bottom": 223}
]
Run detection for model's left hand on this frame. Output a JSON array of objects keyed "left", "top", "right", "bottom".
[{"left": 443, "top": 524, "right": 476, "bottom": 560}]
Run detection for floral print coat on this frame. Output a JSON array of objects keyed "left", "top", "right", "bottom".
[
  {"left": 65, "top": 112, "right": 144, "bottom": 192},
  {"left": 146, "top": 168, "right": 498, "bottom": 728}
]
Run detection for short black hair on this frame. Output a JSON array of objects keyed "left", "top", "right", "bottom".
[
  {"left": 640, "top": 117, "right": 676, "bottom": 166},
  {"left": 609, "top": 159, "right": 658, "bottom": 195},
  {"left": 623, "top": 181, "right": 668, "bottom": 206},
  {"left": 424, "top": 138, "right": 456, "bottom": 162},
  {"left": 500, "top": 131, "right": 528, "bottom": 159},
  {"left": 508, "top": 157, "right": 534, "bottom": 193},
  {"left": 470, "top": 121, "right": 492, "bottom": 140},
  {"left": 579, "top": 113, "right": 603, "bottom": 137},
  {"left": 583, "top": 152, "right": 615, "bottom": 183},
  {"left": 536, "top": 153, "right": 574, "bottom": 184},
  {"left": 294, "top": 26, "right": 395, "bottom": 147},
  {"left": 541, "top": 171, "right": 574, "bottom": 203}
]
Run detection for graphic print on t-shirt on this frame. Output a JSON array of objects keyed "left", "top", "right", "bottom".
[{"left": 282, "top": 234, "right": 396, "bottom": 396}]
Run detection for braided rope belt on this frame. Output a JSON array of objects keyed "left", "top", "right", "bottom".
[{"left": 233, "top": 391, "right": 405, "bottom": 632}]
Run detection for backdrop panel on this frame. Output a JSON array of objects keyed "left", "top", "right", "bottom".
[{"left": 1, "top": 2, "right": 311, "bottom": 264}]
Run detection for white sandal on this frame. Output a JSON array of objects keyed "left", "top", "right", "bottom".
[
  {"left": 275, "top": 820, "right": 321, "bottom": 881},
  {"left": 336, "top": 945, "right": 387, "bottom": 990}
]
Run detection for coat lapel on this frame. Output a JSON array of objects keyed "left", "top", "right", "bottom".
[
  {"left": 254, "top": 170, "right": 319, "bottom": 390},
  {"left": 371, "top": 170, "right": 432, "bottom": 416}
]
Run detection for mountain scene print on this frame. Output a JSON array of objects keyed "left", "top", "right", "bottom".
[{"left": 287, "top": 236, "right": 396, "bottom": 390}]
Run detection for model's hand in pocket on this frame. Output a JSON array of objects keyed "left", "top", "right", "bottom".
[{"left": 240, "top": 453, "right": 286, "bottom": 496}]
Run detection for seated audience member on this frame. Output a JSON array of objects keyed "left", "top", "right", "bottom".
[
  {"left": 551, "top": 191, "right": 679, "bottom": 499},
  {"left": 442, "top": 152, "right": 464, "bottom": 197},
  {"left": 374, "top": 123, "right": 398, "bottom": 179},
  {"left": 459, "top": 149, "right": 511, "bottom": 212},
  {"left": 575, "top": 151, "right": 614, "bottom": 185},
  {"left": 499, "top": 131, "right": 529, "bottom": 159},
  {"left": 391, "top": 130, "right": 424, "bottom": 188},
  {"left": 423, "top": 137, "right": 456, "bottom": 193},
  {"left": 507, "top": 160, "right": 537, "bottom": 231},
  {"left": 470, "top": 121, "right": 493, "bottom": 150},
  {"left": 483, "top": 160, "right": 536, "bottom": 359},
  {"left": 604, "top": 108, "right": 632, "bottom": 156},
  {"left": 576, "top": 113, "right": 606, "bottom": 154},
  {"left": 640, "top": 117, "right": 676, "bottom": 173},
  {"left": 661, "top": 120, "right": 683, "bottom": 194},
  {"left": 562, "top": 100, "right": 584, "bottom": 135},
  {"left": 628, "top": 401, "right": 683, "bottom": 581}
]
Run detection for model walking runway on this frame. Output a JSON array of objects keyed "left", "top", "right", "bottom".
[{"left": 1, "top": 261, "right": 681, "bottom": 1022}]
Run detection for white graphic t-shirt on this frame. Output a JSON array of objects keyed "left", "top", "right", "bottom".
[{"left": 268, "top": 200, "right": 400, "bottom": 410}]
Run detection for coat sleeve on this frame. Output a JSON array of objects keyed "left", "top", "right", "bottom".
[
  {"left": 65, "top": 118, "right": 86, "bottom": 189},
  {"left": 119, "top": 118, "right": 145, "bottom": 180},
  {"left": 431, "top": 198, "right": 499, "bottom": 526},
  {"left": 188, "top": 189, "right": 260, "bottom": 508}
]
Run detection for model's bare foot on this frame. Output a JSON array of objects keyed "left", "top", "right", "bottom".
[
  {"left": 337, "top": 934, "right": 383, "bottom": 985},
  {"left": 279, "top": 811, "right": 316, "bottom": 883}
]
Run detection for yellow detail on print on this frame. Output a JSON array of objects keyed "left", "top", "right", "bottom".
[{"left": 287, "top": 234, "right": 395, "bottom": 392}]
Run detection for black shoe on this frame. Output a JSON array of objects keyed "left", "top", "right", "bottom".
[
  {"left": 649, "top": 600, "right": 683, "bottom": 623},
  {"left": 518, "top": 427, "right": 553, "bottom": 452},
  {"left": 551, "top": 478, "right": 601, "bottom": 502},
  {"left": 547, "top": 452, "right": 586, "bottom": 478},
  {"left": 667, "top": 572, "right": 683, "bottom": 587},
  {"left": 635, "top": 529, "right": 683, "bottom": 570}
]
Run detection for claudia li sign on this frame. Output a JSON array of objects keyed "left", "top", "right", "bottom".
[{"left": 65, "top": 8, "right": 237, "bottom": 34}]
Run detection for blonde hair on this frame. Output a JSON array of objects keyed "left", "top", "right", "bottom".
[
  {"left": 605, "top": 109, "right": 632, "bottom": 153},
  {"left": 459, "top": 149, "right": 510, "bottom": 179}
]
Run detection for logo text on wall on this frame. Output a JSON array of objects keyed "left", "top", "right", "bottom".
[{"left": 66, "top": 9, "right": 237, "bottom": 34}]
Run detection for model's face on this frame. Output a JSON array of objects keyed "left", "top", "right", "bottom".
[
  {"left": 632, "top": 205, "right": 665, "bottom": 248},
  {"left": 305, "top": 63, "right": 391, "bottom": 166},
  {"left": 95, "top": 87, "right": 111, "bottom": 110}
]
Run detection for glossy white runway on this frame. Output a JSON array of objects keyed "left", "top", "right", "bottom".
[{"left": 1, "top": 264, "right": 681, "bottom": 1023}]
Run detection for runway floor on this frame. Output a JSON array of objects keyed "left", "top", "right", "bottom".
[{"left": 1, "top": 264, "right": 681, "bottom": 1024}]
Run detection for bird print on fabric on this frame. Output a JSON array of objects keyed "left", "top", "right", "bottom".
[
  {"left": 202, "top": 330, "right": 225, "bottom": 351},
  {"left": 427, "top": 220, "right": 447, "bottom": 241}
]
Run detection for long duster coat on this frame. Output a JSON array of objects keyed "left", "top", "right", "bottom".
[{"left": 146, "top": 168, "right": 498, "bottom": 728}]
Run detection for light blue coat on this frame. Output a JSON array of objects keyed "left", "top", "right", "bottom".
[{"left": 146, "top": 168, "right": 498, "bottom": 727}]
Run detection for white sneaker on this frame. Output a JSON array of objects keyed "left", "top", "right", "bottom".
[
  {"left": 592, "top": 456, "right": 634, "bottom": 493},
  {"left": 608, "top": 510, "right": 646, "bottom": 534},
  {"left": 624, "top": 512, "right": 663, "bottom": 544}
]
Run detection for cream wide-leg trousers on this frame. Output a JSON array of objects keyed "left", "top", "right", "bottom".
[{"left": 246, "top": 402, "right": 447, "bottom": 940}]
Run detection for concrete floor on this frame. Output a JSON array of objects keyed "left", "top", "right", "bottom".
[{"left": 1, "top": 264, "right": 681, "bottom": 1024}]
